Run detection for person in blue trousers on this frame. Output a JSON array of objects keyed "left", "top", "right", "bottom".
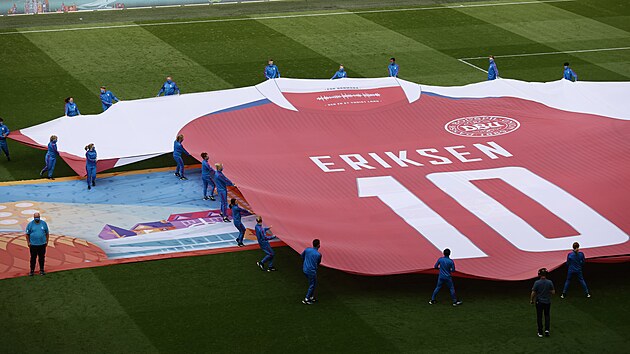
[
  {"left": 173, "top": 134, "right": 190, "bottom": 180},
  {"left": 100, "top": 86, "right": 121, "bottom": 111},
  {"left": 264, "top": 59, "right": 281, "bottom": 80},
  {"left": 40, "top": 135, "right": 58, "bottom": 180},
  {"left": 388, "top": 57, "right": 399, "bottom": 77},
  {"left": 0, "top": 118, "right": 10, "bottom": 161},
  {"left": 563, "top": 62, "right": 578, "bottom": 82},
  {"left": 331, "top": 65, "right": 347, "bottom": 80},
  {"left": 302, "top": 239, "right": 322, "bottom": 305},
  {"left": 157, "top": 76, "right": 180, "bottom": 96},
  {"left": 488, "top": 56, "right": 499, "bottom": 80},
  {"left": 214, "top": 163, "right": 235, "bottom": 222},
  {"left": 64, "top": 97, "right": 80, "bottom": 117},
  {"left": 561, "top": 242, "right": 591, "bottom": 299},
  {"left": 85, "top": 143, "right": 97, "bottom": 190},
  {"left": 429, "top": 248, "right": 463, "bottom": 306},
  {"left": 229, "top": 198, "right": 247, "bottom": 247},
  {"left": 255, "top": 216, "right": 277, "bottom": 271},
  {"left": 200, "top": 152, "right": 216, "bottom": 201}
]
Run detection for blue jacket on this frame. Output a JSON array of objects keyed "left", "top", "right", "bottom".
[
  {"left": 100, "top": 90, "right": 120, "bottom": 111},
  {"left": 47, "top": 141, "right": 58, "bottom": 157},
  {"left": 255, "top": 224, "right": 274, "bottom": 249},
  {"left": 331, "top": 69, "right": 347, "bottom": 80},
  {"left": 434, "top": 256, "right": 455, "bottom": 278},
  {"left": 563, "top": 67, "right": 578, "bottom": 81},
  {"left": 86, "top": 149, "right": 97, "bottom": 166},
  {"left": 231, "top": 204, "right": 246, "bottom": 224},
  {"left": 158, "top": 80, "right": 180, "bottom": 96},
  {"left": 173, "top": 141, "right": 189, "bottom": 157},
  {"left": 567, "top": 251, "right": 585, "bottom": 273},
  {"left": 26, "top": 220, "right": 49, "bottom": 246},
  {"left": 488, "top": 60, "right": 499, "bottom": 80},
  {"left": 265, "top": 64, "right": 280, "bottom": 79},
  {"left": 302, "top": 247, "right": 322, "bottom": 274},
  {"left": 388, "top": 63, "right": 399, "bottom": 77},
  {"left": 201, "top": 160, "right": 215, "bottom": 179},
  {"left": 214, "top": 170, "right": 234, "bottom": 191},
  {"left": 65, "top": 102, "right": 80, "bottom": 116},
  {"left": 0, "top": 123, "right": 9, "bottom": 140}
]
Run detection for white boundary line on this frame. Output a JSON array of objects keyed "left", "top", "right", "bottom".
[
  {"left": 458, "top": 47, "right": 630, "bottom": 73},
  {"left": 0, "top": 0, "right": 573, "bottom": 35}
]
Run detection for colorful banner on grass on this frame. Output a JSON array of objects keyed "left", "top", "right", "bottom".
[
  {"left": 2, "top": 0, "right": 267, "bottom": 15},
  {"left": 7, "top": 77, "right": 630, "bottom": 280}
]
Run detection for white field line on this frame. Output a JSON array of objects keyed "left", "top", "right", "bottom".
[
  {"left": 0, "top": 0, "right": 574, "bottom": 35},
  {"left": 459, "top": 46, "right": 630, "bottom": 60},
  {"left": 458, "top": 47, "right": 630, "bottom": 73},
  {"left": 458, "top": 58, "right": 488, "bottom": 73}
]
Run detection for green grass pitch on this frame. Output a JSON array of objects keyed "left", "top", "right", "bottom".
[{"left": 0, "top": 0, "right": 629, "bottom": 352}]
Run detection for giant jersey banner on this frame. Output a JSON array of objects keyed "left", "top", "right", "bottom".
[{"left": 10, "top": 78, "right": 630, "bottom": 280}]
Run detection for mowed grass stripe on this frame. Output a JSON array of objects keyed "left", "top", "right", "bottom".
[
  {"left": 356, "top": 8, "right": 570, "bottom": 82},
  {"left": 255, "top": 11, "right": 480, "bottom": 84},
  {"left": 142, "top": 20, "right": 340, "bottom": 88},
  {"left": 455, "top": 2, "right": 630, "bottom": 79},
  {"left": 550, "top": 0, "right": 630, "bottom": 33},
  {"left": 24, "top": 26, "right": 234, "bottom": 103},
  {"left": 0, "top": 268, "right": 158, "bottom": 352}
]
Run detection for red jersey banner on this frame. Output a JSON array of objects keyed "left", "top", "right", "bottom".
[
  {"left": 11, "top": 78, "right": 630, "bottom": 279},
  {"left": 181, "top": 81, "right": 629, "bottom": 280}
]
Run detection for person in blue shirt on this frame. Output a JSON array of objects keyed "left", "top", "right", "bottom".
[
  {"left": 85, "top": 143, "right": 97, "bottom": 190},
  {"left": 200, "top": 152, "right": 216, "bottom": 201},
  {"left": 255, "top": 216, "right": 277, "bottom": 271},
  {"left": 531, "top": 267, "right": 555, "bottom": 337},
  {"left": 64, "top": 97, "right": 80, "bottom": 117},
  {"left": 429, "top": 248, "right": 463, "bottom": 306},
  {"left": 157, "top": 76, "right": 180, "bottom": 96},
  {"left": 214, "top": 163, "right": 235, "bottom": 222},
  {"left": 488, "top": 56, "right": 499, "bottom": 80},
  {"left": 563, "top": 62, "right": 578, "bottom": 82},
  {"left": 0, "top": 118, "right": 10, "bottom": 161},
  {"left": 264, "top": 59, "right": 280, "bottom": 80},
  {"left": 331, "top": 65, "right": 348, "bottom": 80},
  {"left": 99, "top": 86, "right": 121, "bottom": 111},
  {"left": 388, "top": 57, "right": 399, "bottom": 77},
  {"left": 301, "top": 239, "right": 322, "bottom": 305},
  {"left": 40, "top": 135, "right": 58, "bottom": 179},
  {"left": 229, "top": 198, "right": 247, "bottom": 247},
  {"left": 25, "top": 212, "right": 49, "bottom": 276},
  {"left": 561, "top": 242, "right": 591, "bottom": 298},
  {"left": 173, "top": 134, "right": 190, "bottom": 180}
]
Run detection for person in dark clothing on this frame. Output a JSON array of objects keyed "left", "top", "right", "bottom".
[{"left": 530, "top": 268, "right": 555, "bottom": 337}]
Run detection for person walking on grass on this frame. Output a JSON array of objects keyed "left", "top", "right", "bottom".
[
  {"left": 173, "top": 134, "right": 190, "bottom": 180},
  {"left": 40, "top": 135, "right": 58, "bottom": 180},
  {"left": 64, "top": 97, "right": 80, "bottom": 117},
  {"left": 25, "top": 212, "right": 49, "bottom": 276},
  {"left": 563, "top": 62, "right": 578, "bottom": 82},
  {"left": 99, "top": 86, "right": 121, "bottom": 111},
  {"left": 214, "top": 163, "right": 235, "bottom": 222},
  {"left": 561, "top": 242, "right": 591, "bottom": 299},
  {"left": 157, "top": 76, "right": 180, "bottom": 96},
  {"left": 429, "top": 248, "right": 463, "bottom": 306},
  {"left": 85, "top": 143, "right": 97, "bottom": 190},
  {"left": 229, "top": 198, "right": 247, "bottom": 247},
  {"left": 264, "top": 59, "right": 281, "bottom": 80},
  {"left": 0, "top": 117, "right": 10, "bottom": 161},
  {"left": 200, "top": 152, "right": 216, "bottom": 201},
  {"left": 302, "top": 239, "right": 322, "bottom": 305},
  {"left": 531, "top": 267, "right": 555, "bottom": 338},
  {"left": 488, "top": 56, "right": 499, "bottom": 80},
  {"left": 331, "top": 65, "right": 347, "bottom": 80},
  {"left": 255, "top": 216, "right": 277, "bottom": 272}
]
